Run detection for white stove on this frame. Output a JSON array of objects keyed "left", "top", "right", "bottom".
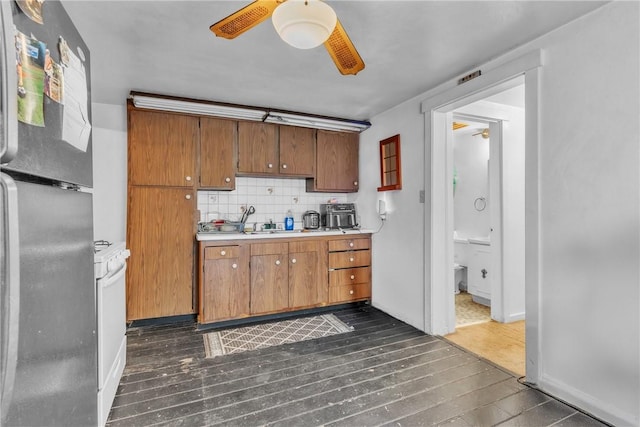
[{"left": 94, "top": 241, "right": 130, "bottom": 426}]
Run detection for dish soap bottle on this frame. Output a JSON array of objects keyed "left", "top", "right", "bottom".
[{"left": 284, "top": 210, "right": 294, "bottom": 231}]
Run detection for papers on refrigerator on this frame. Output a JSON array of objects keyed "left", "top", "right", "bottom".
[{"left": 59, "top": 37, "right": 91, "bottom": 152}]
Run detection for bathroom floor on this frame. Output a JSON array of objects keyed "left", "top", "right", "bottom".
[{"left": 455, "top": 291, "right": 491, "bottom": 326}]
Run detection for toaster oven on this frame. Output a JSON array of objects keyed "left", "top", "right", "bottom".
[{"left": 320, "top": 203, "right": 358, "bottom": 229}]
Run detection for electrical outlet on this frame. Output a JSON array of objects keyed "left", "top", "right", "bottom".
[{"left": 419, "top": 190, "right": 425, "bottom": 203}]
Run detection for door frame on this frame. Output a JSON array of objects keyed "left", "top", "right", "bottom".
[{"left": 420, "top": 50, "right": 542, "bottom": 384}]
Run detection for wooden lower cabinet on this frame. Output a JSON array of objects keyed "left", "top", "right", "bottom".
[
  {"left": 126, "top": 186, "right": 196, "bottom": 321},
  {"left": 328, "top": 237, "right": 372, "bottom": 304},
  {"left": 289, "top": 240, "right": 328, "bottom": 309},
  {"left": 250, "top": 242, "right": 289, "bottom": 315},
  {"left": 199, "top": 245, "right": 250, "bottom": 323},
  {"left": 198, "top": 234, "right": 369, "bottom": 325}
]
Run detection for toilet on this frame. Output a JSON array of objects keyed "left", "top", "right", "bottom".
[
  {"left": 454, "top": 264, "right": 467, "bottom": 294},
  {"left": 453, "top": 231, "right": 469, "bottom": 294}
]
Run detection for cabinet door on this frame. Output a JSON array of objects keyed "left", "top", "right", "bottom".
[
  {"left": 200, "top": 117, "right": 236, "bottom": 189},
  {"left": 310, "top": 130, "right": 359, "bottom": 192},
  {"left": 201, "top": 245, "right": 249, "bottom": 323},
  {"left": 250, "top": 242, "right": 289, "bottom": 314},
  {"left": 278, "top": 126, "right": 315, "bottom": 176},
  {"left": 288, "top": 240, "right": 327, "bottom": 308},
  {"left": 468, "top": 245, "right": 491, "bottom": 300},
  {"left": 126, "top": 186, "right": 196, "bottom": 320},
  {"left": 238, "top": 122, "right": 278, "bottom": 175},
  {"left": 128, "top": 110, "right": 198, "bottom": 187}
]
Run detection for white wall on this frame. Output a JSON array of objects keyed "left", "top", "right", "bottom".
[
  {"left": 357, "top": 2, "right": 639, "bottom": 425},
  {"left": 92, "top": 102, "right": 127, "bottom": 243},
  {"left": 452, "top": 125, "right": 490, "bottom": 239},
  {"left": 356, "top": 106, "right": 425, "bottom": 330}
]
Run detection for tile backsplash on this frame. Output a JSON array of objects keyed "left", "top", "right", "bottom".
[{"left": 197, "top": 177, "right": 347, "bottom": 229}]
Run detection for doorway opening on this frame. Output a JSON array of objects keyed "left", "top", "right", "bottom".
[
  {"left": 443, "top": 87, "right": 527, "bottom": 376},
  {"left": 421, "top": 49, "right": 542, "bottom": 383}
]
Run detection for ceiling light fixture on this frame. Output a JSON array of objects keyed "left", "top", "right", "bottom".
[
  {"left": 131, "top": 94, "right": 268, "bottom": 121},
  {"left": 265, "top": 112, "right": 371, "bottom": 133},
  {"left": 272, "top": 0, "right": 337, "bottom": 49}
]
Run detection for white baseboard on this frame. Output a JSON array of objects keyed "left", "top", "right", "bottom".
[
  {"left": 539, "top": 373, "right": 637, "bottom": 426},
  {"left": 504, "top": 311, "right": 525, "bottom": 323}
]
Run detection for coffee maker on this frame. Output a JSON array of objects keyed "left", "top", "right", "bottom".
[{"left": 320, "top": 203, "right": 358, "bottom": 229}]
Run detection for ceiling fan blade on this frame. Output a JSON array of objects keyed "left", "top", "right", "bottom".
[
  {"left": 210, "top": 0, "right": 280, "bottom": 40},
  {"left": 323, "top": 19, "right": 365, "bottom": 75}
]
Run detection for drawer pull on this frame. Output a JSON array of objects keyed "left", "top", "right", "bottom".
[
  {"left": 220, "top": 250, "right": 226, "bottom": 256},
  {"left": 349, "top": 290, "right": 354, "bottom": 295},
  {"left": 349, "top": 242, "right": 354, "bottom": 248},
  {"left": 232, "top": 263, "right": 237, "bottom": 269},
  {"left": 275, "top": 260, "right": 281, "bottom": 266},
  {"left": 186, "top": 176, "right": 192, "bottom": 181},
  {"left": 349, "top": 257, "right": 354, "bottom": 262},
  {"left": 350, "top": 274, "right": 355, "bottom": 280},
  {"left": 268, "top": 163, "right": 273, "bottom": 169},
  {"left": 291, "top": 258, "right": 297, "bottom": 264}
]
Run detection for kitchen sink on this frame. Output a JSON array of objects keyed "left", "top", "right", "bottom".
[{"left": 247, "top": 229, "right": 303, "bottom": 235}]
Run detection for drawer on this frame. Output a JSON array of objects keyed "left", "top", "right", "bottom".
[
  {"left": 328, "top": 283, "right": 371, "bottom": 303},
  {"left": 329, "top": 250, "right": 371, "bottom": 269},
  {"left": 329, "top": 267, "right": 371, "bottom": 287},
  {"left": 328, "top": 238, "right": 370, "bottom": 252},
  {"left": 251, "top": 242, "right": 289, "bottom": 256},
  {"left": 204, "top": 245, "right": 240, "bottom": 260}
]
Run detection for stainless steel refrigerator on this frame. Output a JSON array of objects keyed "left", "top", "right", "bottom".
[{"left": 1, "top": 1, "right": 97, "bottom": 425}]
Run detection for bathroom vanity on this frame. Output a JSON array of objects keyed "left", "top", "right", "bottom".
[{"left": 467, "top": 237, "right": 491, "bottom": 306}]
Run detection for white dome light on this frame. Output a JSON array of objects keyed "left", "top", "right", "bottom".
[{"left": 272, "top": 0, "right": 337, "bottom": 49}]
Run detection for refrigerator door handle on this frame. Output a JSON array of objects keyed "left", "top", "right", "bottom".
[
  {"left": 0, "top": 173, "right": 20, "bottom": 422},
  {"left": 0, "top": 1, "right": 18, "bottom": 163}
]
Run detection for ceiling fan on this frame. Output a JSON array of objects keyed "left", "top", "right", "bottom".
[{"left": 210, "top": 0, "right": 365, "bottom": 75}]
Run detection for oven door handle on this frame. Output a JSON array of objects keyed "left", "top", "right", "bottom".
[{"left": 99, "top": 263, "right": 127, "bottom": 289}]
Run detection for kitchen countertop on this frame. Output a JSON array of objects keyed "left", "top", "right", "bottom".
[{"left": 196, "top": 229, "right": 374, "bottom": 241}]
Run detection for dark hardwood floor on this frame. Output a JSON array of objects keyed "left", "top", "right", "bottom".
[{"left": 107, "top": 305, "right": 607, "bottom": 427}]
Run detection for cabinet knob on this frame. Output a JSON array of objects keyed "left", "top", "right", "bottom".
[
  {"left": 354, "top": 181, "right": 358, "bottom": 186},
  {"left": 282, "top": 164, "right": 287, "bottom": 169},
  {"left": 350, "top": 274, "right": 355, "bottom": 280},
  {"left": 232, "top": 263, "right": 237, "bottom": 269},
  {"left": 291, "top": 258, "right": 297, "bottom": 264},
  {"left": 185, "top": 194, "right": 191, "bottom": 200},
  {"left": 349, "top": 257, "right": 354, "bottom": 262},
  {"left": 220, "top": 250, "right": 226, "bottom": 256},
  {"left": 186, "top": 176, "right": 192, "bottom": 181},
  {"left": 268, "top": 163, "right": 273, "bottom": 169},
  {"left": 225, "top": 177, "right": 231, "bottom": 183},
  {"left": 349, "top": 290, "right": 354, "bottom": 295},
  {"left": 275, "top": 260, "right": 281, "bottom": 266},
  {"left": 349, "top": 242, "right": 354, "bottom": 248}
]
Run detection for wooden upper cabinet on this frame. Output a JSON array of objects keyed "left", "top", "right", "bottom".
[
  {"left": 278, "top": 126, "right": 315, "bottom": 176},
  {"left": 128, "top": 110, "right": 198, "bottom": 187},
  {"left": 200, "top": 117, "right": 237, "bottom": 189},
  {"left": 238, "top": 122, "right": 278, "bottom": 175},
  {"left": 308, "top": 130, "right": 359, "bottom": 192}
]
